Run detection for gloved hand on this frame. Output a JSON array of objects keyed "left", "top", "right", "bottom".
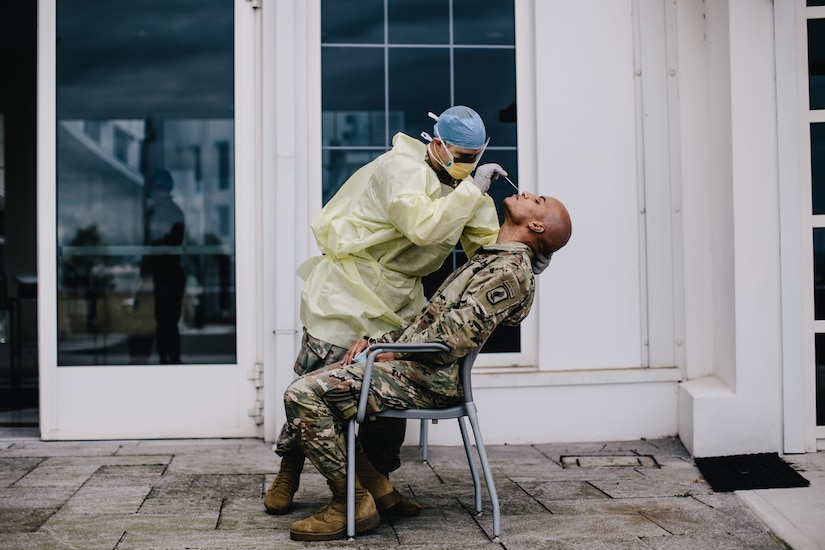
[
  {"left": 532, "top": 252, "right": 552, "bottom": 275},
  {"left": 472, "top": 163, "right": 507, "bottom": 194}
]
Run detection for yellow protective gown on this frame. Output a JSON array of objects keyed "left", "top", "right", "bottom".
[{"left": 298, "top": 132, "right": 500, "bottom": 348}]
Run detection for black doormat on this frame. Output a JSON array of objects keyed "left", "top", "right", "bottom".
[{"left": 695, "top": 452, "right": 810, "bottom": 492}]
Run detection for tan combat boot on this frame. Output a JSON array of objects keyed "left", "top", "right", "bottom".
[
  {"left": 264, "top": 451, "right": 304, "bottom": 514},
  {"left": 289, "top": 476, "right": 380, "bottom": 541},
  {"left": 356, "top": 448, "right": 421, "bottom": 516}
]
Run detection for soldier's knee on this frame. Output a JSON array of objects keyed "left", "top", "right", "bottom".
[{"left": 284, "top": 379, "right": 306, "bottom": 406}]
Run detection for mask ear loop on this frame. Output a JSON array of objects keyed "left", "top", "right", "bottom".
[
  {"left": 424, "top": 137, "right": 454, "bottom": 169},
  {"left": 422, "top": 110, "right": 458, "bottom": 168},
  {"left": 421, "top": 111, "right": 440, "bottom": 143}
]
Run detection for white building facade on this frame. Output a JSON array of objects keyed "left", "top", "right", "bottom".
[{"left": 17, "top": 0, "right": 824, "bottom": 456}]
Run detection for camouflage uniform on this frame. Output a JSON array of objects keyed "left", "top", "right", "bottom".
[
  {"left": 277, "top": 243, "right": 536, "bottom": 481},
  {"left": 285, "top": 328, "right": 407, "bottom": 474},
  {"left": 294, "top": 328, "right": 348, "bottom": 376}
]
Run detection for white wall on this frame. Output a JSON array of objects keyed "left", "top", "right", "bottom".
[
  {"left": 678, "top": 0, "right": 785, "bottom": 457},
  {"left": 423, "top": 382, "right": 678, "bottom": 446}
]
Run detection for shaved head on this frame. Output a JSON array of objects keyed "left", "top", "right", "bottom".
[
  {"left": 499, "top": 193, "right": 572, "bottom": 256},
  {"left": 538, "top": 197, "right": 572, "bottom": 255}
]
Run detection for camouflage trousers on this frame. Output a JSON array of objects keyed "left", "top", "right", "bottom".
[
  {"left": 279, "top": 329, "right": 407, "bottom": 475},
  {"left": 276, "top": 357, "right": 448, "bottom": 481},
  {"left": 292, "top": 328, "right": 347, "bottom": 376}
]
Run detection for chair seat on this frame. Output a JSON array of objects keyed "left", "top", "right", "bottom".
[{"left": 371, "top": 404, "right": 466, "bottom": 420}]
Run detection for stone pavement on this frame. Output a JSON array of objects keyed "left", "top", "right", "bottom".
[{"left": 0, "top": 433, "right": 821, "bottom": 549}]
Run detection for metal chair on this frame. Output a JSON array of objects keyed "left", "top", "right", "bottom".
[{"left": 346, "top": 342, "right": 501, "bottom": 541}]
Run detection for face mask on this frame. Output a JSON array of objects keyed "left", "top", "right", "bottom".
[{"left": 428, "top": 139, "right": 486, "bottom": 180}]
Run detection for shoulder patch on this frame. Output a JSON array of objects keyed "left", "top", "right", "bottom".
[
  {"left": 476, "top": 272, "right": 522, "bottom": 317},
  {"left": 486, "top": 281, "right": 516, "bottom": 306}
]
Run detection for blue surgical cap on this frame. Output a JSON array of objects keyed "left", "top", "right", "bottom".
[{"left": 434, "top": 106, "right": 487, "bottom": 149}]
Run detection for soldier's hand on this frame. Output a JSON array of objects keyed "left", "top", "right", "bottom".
[
  {"left": 343, "top": 339, "right": 369, "bottom": 365},
  {"left": 532, "top": 252, "right": 552, "bottom": 275}
]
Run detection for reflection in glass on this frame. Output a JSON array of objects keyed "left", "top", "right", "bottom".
[
  {"left": 453, "top": 0, "right": 515, "bottom": 46},
  {"left": 809, "top": 19, "right": 825, "bottom": 110},
  {"left": 56, "top": 1, "right": 236, "bottom": 366},
  {"left": 321, "top": 0, "right": 384, "bottom": 44},
  {"left": 814, "top": 334, "right": 825, "bottom": 425},
  {"left": 322, "top": 47, "right": 386, "bottom": 140},
  {"left": 388, "top": 0, "right": 449, "bottom": 45},
  {"left": 815, "top": 228, "right": 825, "bottom": 320},
  {"left": 454, "top": 48, "right": 517, "bottom": 147},
  {"left": 388, "top": 48, "right": 451, "bottom": 137},
  {"left": 0, "top": 115, "right": 6, "bottom": 347},
  {"left": 321, "top": 46, "right": 386, "bottom": 203},
  {"left": 813, "top": 124, "right": 825, "bottom": 214}
]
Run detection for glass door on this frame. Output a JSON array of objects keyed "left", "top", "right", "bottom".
[{"left": 38, "top": 0, "right": 260, "bottom": 439}]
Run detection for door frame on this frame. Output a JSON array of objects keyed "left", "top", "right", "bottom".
[
  {"left": 36, "top": 0, "right": 261, "bottom": 440},
  {"left": 261, "top": 0, "right": 317, "bottom": 442},
  {"left": 776, "top": 0, "right": 823, "bottom": 453}
]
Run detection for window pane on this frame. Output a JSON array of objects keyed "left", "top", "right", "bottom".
[
  {"left": 388, "top": 48, "right": 451, "bottom": 137},
  {"left": 808, "top": 19, "right": 825, "bottom": 110},
  {"left": 322, "top": 47, "right": 385, "bottom": 142},
  {"left": 0, "top": 114, "right": 4, "bottom": 205},
  {"left": 812, "top": 124, "right": 825, "bottom": 214},
  {"left": 453, "top": 0, "right": 515, "bottom": 46},
  {"left": 815, "top": 334, "right": 825, "bottom": 425},
  {"left": 454, "top": 48, "right": 517, "bottom": 147},
  {"left": 815, "top": 228, "right": 825, "bottom": 320},
  {"left": 322, "top": 0, "right": 384, "bottom": 44},
  {"left": 388, "top": 0, "right": 449, "bottom": 44},
  {"left": 56, "top": 2, "right": 233, "bottom": 119},
  {"left": 322, "top": 112, "right": 388, "bottom": 150},
  {"left": 56, "top": 0, "right": 236, "bottom": 366}
]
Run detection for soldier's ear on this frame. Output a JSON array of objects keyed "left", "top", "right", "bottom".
[{"left": 528, "top": 220, "right": 545, "bottom": 234}]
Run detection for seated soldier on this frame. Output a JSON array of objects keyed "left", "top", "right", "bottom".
[{"left": 277, "top": 191, "right": 572, "bottom": 541}]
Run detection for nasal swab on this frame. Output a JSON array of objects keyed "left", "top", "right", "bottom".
[{"left": 503, "top": 175, "right": 519, "bottom": 191}]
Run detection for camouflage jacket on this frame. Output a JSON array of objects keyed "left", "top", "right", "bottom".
[{"left": 378, "top": 242, "right": 536, "bottom": 397}]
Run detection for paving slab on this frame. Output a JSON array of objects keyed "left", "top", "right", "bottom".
[{"left": 0, "top": 435, "right": 812, "bottom": 549}]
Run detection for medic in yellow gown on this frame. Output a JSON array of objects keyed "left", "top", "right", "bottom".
[{"left": 298, "top": 106, "right": 507, "bottom": 351}]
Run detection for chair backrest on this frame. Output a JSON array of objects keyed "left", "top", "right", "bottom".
[{"left": 458, "top": 339, "right": 487, "bottom": 404}]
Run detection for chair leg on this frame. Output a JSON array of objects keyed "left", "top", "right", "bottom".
[
  {"left": 419, "top": 419, "right": 429, "bottom": 462},
  {"left": 457, "top": 417, "right": 483, "bottom": 514},
  {"left": 465, "top": 404, "right": 501, "bottom": 541},
  {"left": 346, "top": 419, "right": 356, "bottom": 540}
]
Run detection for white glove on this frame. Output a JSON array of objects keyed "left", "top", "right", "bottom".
[
  {"left": 472, "top": 164, "right": 507, "bottom": 194},
  {"left": 532, "top": 252, "right": 552, "bottom": 275}
]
